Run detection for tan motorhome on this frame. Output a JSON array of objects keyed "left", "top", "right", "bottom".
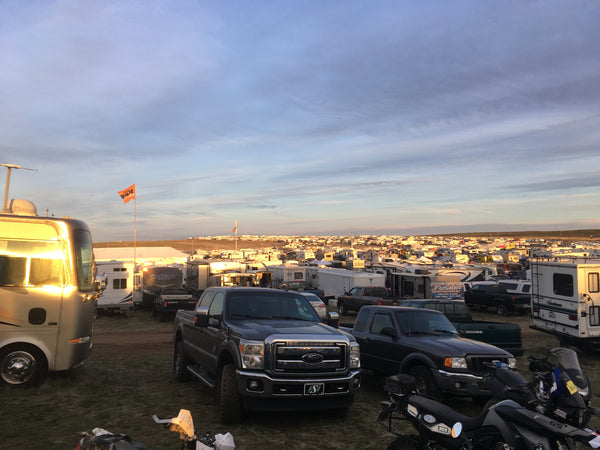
[{"left": 0, "top": 209, "right": 99, "bottom": 387}]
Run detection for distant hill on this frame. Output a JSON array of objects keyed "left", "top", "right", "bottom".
[{"left": 94, "top": 230, "right": 600, "bottom": 253}]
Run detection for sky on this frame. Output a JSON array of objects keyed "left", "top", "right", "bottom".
[{"left": 1, "top": 0, "right": 600, "bottom": 242}]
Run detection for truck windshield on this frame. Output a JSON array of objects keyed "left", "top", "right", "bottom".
[
  {"left": 228, "top": 291, "right": 320, "bottom": 322},
  {"left": 394, "top": 310, "right": 457, "bottom": 336}
]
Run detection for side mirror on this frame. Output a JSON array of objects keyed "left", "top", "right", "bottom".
[
  {"left": 327, "top": 311, "right": 339, "bottom": 328},
  {"left": 381, "top": 326, "right": 397, "bottom": 338},
  {"left": 194, "top": 306, "right": 209, "bottom": 327}
]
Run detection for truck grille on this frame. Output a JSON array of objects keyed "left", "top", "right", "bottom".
[
  {"left": 467, "top": 355, "right": 510, "bottom": 374},
  {"left": 271, "top": 341, "right": 347, "bottom": 374}
]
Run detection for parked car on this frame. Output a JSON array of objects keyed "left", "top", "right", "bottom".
[
  {"left": 153, "top": 288, "right": 196, "bottom": 321},
  {"left": 464, "top": 283, "right": 530, "bottom": 315},
  {"left": 278, "top": 280, "right": 325, "bottom": 300},
  {"left": 298, "top": 291, "right": 328, "bottom": 321}
]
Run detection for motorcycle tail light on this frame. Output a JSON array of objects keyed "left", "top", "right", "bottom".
[{"left": 451, "top": 422, "right": 462, "bottom": 438}]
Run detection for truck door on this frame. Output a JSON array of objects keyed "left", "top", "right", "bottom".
[{"left": 359, "top": 311, "right": 402, "bottom": 375}]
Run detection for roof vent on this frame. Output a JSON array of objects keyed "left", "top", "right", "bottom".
[{"left": 8, "top": 199, "right": 37, "bottom": 216}]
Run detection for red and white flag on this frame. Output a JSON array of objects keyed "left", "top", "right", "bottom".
[{"left": 118, "top": 184, "right": 136, "bottom": 203}]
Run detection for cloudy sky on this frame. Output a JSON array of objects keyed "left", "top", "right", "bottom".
[{"left": 2, "top": 1, "right": 600, "bottom": 242}]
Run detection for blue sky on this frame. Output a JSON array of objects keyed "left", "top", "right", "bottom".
[{"left": 2, "top": 1, "right": 600, "bottom": 242}]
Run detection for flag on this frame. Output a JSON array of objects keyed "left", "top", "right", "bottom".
[
  {"left": 118, "top": 184, "right": 136, "bottom": 203},
  {"left": 231, "top": 220, "right": 238, "bottom": 233}
]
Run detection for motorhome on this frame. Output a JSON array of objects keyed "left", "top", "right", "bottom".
[
  {"left": 530, "top": 258, "right": 600, "bottom": 348},
  {"left": 0, "top": 206, "right": 99, "bottom": 387},
  {"left": 95, "top": 260, "right": 135, "bottom": 315},
  {"left": 134, "top": 264, "right": 184, "bottom": 309},
  {"left": 388, "top": 272, "right": 463, "bottom": 300}
]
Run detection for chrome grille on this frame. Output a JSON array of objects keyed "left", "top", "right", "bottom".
[{"left": 272, "top": 341, "right": 347, "bottom": 374}]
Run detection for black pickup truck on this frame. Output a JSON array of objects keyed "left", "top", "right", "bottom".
[
  {"left": 172, "top": 287, "right": 361, "bottom": 423},
  {"left": 464, "top": 283, "right": 530, "bottom": 316},
  {"left": 337, "top": 286, "right": 401, "bottom": 315},
  {"left": 401, "top": 299, "right": 523, "bottom": 356},
  {"left": 340, "top": 305, "right": 516, "bottom": 402}
]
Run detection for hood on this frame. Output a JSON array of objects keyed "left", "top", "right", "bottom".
[
  {"left": 410, "top": 335, "right": 510, "bottom": 357},
  {"left": 228, "top": 320, "right": 354, "bottom": 342}
]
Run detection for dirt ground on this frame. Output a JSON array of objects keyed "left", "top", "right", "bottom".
[{"left": 91, "top": 309, "right": 557, "bottom": 359}]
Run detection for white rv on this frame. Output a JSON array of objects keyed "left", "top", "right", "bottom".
[
  {"left": 309, "top": 268, "right": 386, "bottom": 302},
  {"left": 530, "top": 259, "right": 600, "bottom": 348},
  {"left": 95, "top": 260, "right": 135, "bottom": 315},
  {"left": 0, "top": 209, "right": 99, "bottom": 387}
]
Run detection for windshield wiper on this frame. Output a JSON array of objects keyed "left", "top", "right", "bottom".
[
  {"left": 434, "top": 329, "right": 458, "bottom": 335},
  {"left": 271, "top": 315, "right": 314, "bottom": 321}
]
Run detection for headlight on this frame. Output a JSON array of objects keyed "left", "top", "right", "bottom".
[
  {"left": 349, "top": 343, "right": 360, "bottom": 369},
  {"left": 239, "top": 339, "right": 264, "bottom": 369},
  {"left": 508, "top": 357, "right": 517, "bottom": 369},
  {"left": 443, "top": 357, "right": 467, "bottom": 369}
]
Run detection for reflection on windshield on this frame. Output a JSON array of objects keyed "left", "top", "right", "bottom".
[
  {"left": 394, "top": 309, "right": 457, "bottom": 335},
  {"left": 228, "top": 292, "right": 319, "bottom": 322}
]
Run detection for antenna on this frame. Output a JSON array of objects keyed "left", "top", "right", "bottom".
[{"left": 1, "top": 163, "right": 38, "bottom": 213}]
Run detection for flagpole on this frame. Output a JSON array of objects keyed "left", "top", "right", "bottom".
[{"left": 134, "top": 195, "right": 137, "bottom": 268}]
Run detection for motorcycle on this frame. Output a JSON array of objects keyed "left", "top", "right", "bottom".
[
  {"left": 378, "top": 373, "right": 600, "bottom": 450},
  {"left": 485, "top": 347, "right": 598, "bottom": 427}
]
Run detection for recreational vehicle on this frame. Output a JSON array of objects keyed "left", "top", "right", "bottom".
[
  {"left": 530, "top": 258, "right": 600, "bottom": 348},
  {"left": 95, "top": 260, "right": 135, "bottom": 315},
  {"left": 0, "top": 210, "right": 99, "bottom": 387}
]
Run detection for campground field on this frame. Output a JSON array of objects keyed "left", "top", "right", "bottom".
[{"left": 1, "top": 309, "right": 599, "bottom": 449}]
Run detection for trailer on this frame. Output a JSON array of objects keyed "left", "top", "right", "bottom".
[
  {"left": 530, "top": 258, "right": 600, "bottom": 348},
  {"left": 308, "top": 268, "right": 386, "bottom": 303},
  {"left": 96, "top": 260, "right": 135, "bottom": 315},
  {"left": 134, "top": 265, "right": 185, "bottom": 310},
  {"left": 388, "top": 272, "right": 463, "bottom": 300}
]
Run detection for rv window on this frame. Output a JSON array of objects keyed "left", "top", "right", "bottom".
[
  {"left": 0, "top": 240, "right": 66, "bottom": 287},
  {"left": 113, "top": 278, "right": 127, "bottom": 289},
  {"left": 0, "top": 255, "right": 26, "bottom": 285},
  {"left": 293, "top": 272, "right": 303, "bottom": 280},
  {"left": 553, "top": 273, "right": 574, "bottom": 297},
  {"left": 588, "top": 273, "right": 600, "bottom": 293},
  {"left": 590, "top": 306, "right": 600, "bottom": 327}
]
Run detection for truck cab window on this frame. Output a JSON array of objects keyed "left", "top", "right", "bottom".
[{"left": 370, "top": 313, "right": 393, "bottom": 334}]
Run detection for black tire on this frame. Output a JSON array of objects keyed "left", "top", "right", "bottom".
[
  {"left": 0, "top": 344, "right": 47, "bottom": 388},
  {"left": 173, "top": 340, "right": 191, "bottom": 382},
  {"left": 408, "top": 365, "right": 442, "bottom": 401},
  {"left": 497, "top": 304, "right": 508, "bottom": 316},
  {"left": 219, "top": 363, "right": 243, "bottom": 424}
]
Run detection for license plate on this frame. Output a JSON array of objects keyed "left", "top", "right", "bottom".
[{"left": 304, "top": 383, "right": 324, "bottom": 395}]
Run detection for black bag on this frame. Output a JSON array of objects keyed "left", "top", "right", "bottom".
[{"left": 77, "top": 432, "right": 149, "bottom": 450}]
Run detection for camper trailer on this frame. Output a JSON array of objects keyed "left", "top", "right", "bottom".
[
  {"left": 308, "top": 268, "right": 386, "bottom": 303},
  {"left": 388, "top": 272, "right": 463, "bottom": 300},
  {"left": 96, "top": 260, "right": 135, "bottom": 315},
  {"left": 530, "top": 259, "right": 600, "bottom": 348},
  {"left": 0, "top": 208, "right": 99, "bottom": 387},
  {"left": 135, "top": 265, "right": 185, "bottom": 309}
]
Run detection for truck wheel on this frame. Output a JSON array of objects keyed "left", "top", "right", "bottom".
[
  {"left": 0, "top": 344, "right": 47, "bottom": 388},
  {"left": 219, "top": 363, "right": 243, "bottom": 424},
  {"left": 496, "top": 304, "right": 508, "bottom": 316},
  {"left": 173, "top": 341, "right": 192, "bottom": 382},
  {"left": 338, "top": 302, "right": 346, "bottom": 315},
  {"left": 408, "top": 365, "right": 442, "bottom": 401}
]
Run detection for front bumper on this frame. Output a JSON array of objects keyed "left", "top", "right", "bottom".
[
  {"left": 237, "top": 368, "right": 361, "bottom": 398},
  {"left": 433, "top": 369, "right": 489, "bottom": 397}
]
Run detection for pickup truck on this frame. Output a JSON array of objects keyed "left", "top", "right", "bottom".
[
  {"left": 337, "top": 286, "right": 400, "bottom": 315},
  {"left": 340, "top": 305, "right": 516, "bottom": 402},
  {"left": 400, "top": 299, "right": 523, "bottom": 356},
  {"left": 153, "top": 288, "right": 196, "bottom": 322},
  {"left": 172, "top": 287, "right": 361, "bottom": 423},
  {"left": 464, "top": 283, "right": 530, "bottom": 316}
]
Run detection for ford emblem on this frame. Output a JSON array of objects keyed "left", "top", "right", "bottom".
[{"left": 302, "top": 352, "right": 324, "bottom": 364}]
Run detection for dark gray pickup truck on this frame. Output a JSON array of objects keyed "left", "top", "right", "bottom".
[
  {"left": 464, "top": 283, "right": 530, "bottom": 316},
  {"left": 401, "top": 299, "right": 523, "bottom": 356},
  {"left": 340, "top": 305, "right": 516, "bottom": 402},
  {"left": 172, "top": 287, "right": 361, "bottom": 423},
  {"left": 337, "top": 286, "right": 401, "bottom": 315}
]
